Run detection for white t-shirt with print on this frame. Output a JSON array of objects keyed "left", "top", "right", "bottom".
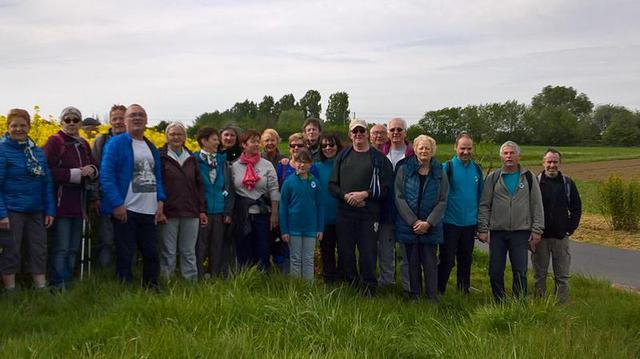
[{"left": 124, "top": 139, "right": 158, "bottom": 215}]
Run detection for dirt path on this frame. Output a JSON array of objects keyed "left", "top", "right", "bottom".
[{"left": 528, "top": 158, "right": 640, "bottom": 181}]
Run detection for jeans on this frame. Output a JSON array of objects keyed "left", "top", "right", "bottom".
[
  {"left": 531, "top": 236, "right": 571, "bottom": 302},
  {"left": 489, "top": 230, "right": 530, "bottom": 301},
  {"left": 289, "top": 235, "right": 316, "bottom": 281},
  {"left": 94, "top": 214, "right": 114, "bottom": 268},
  {"left": 50, "top": 217, "right": 83, "bottom": 287},
  {"left": 158, "top": 217, "right": 199, "bottom": 281},
  {"left": 377, "top": 223, "right": 396, "bottom": 286},
  {"left": 438, "top": 224, "right": 476, "bottom": 294},
  {"left": 236, "top": 214, "right": 271, "bottom": 272},
  {"left": 112, "top": 211, "right": 160, "bottom": 287}
]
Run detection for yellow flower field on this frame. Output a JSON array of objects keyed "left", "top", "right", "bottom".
[{"left": 0, "top": 107, "right": 199, "bottom": 151}]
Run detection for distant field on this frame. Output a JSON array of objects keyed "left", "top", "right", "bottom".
[{"left": 277, "top": 143, "right": 640, "bottom": 168}]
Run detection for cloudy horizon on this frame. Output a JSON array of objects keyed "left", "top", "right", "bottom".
[{"left": 1, "top": 0, "right": 639, "bottom": 126}]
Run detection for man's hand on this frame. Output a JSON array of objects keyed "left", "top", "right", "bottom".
[
  {"left": 316, "top": 232, "right": 323, "bottom": 241},
  {"left": 477, "top": 232, "right": 489, "bottom": 243},
  {"left": 528, "top": 232, "right": 542, "bottom": 253},
  {"left": 0, "top": 217, "right": 10, "bottom": 230},
  {"left": 113, "top": 205, "right": 127, "bottom": 223},
  {"left": 345, "top": 191, "right": 368, "bottom": 207},
  {"left": 223, "top": 215, "right": 232, "bottom": 224},
  {"left": 281, "top": 234, "right": 289, "bottom": 243},
  {"left": 44, "top": 215, "right": 54, "bottom": 229},
  {"left": 270, "top": 213, "right": 278, "bottom": 230},
  {"left": 90, "top": 200, "right": 101, "bottom": 216}
]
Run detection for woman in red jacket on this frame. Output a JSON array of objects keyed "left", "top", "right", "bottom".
[{"left": 44, "top": 107, "right": 98, "bottom": 290}]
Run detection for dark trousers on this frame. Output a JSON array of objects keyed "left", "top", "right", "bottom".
[
  {"left": 336, "top": 216, "right": 378, "bottom": 294},
  {"left": 196, "top": 214, "right": 232, "bottom": 278},
  {"left": 112, "top": 211, "right": 159, "bottom": 287},
  {"left": 437, "top": 224, "right": 476, "bottom": 294},
  {"left": 235, "top": 214, "right": 270, "bottom": 272},
  {"left": 405, "top": 243, "right": 438, "bottom": 300},
  {"left": 489, "top": 230, "right": 530, "bottom": 301},
  {"left": 320, "top": 224, "right": 341, "bottom": 283}
]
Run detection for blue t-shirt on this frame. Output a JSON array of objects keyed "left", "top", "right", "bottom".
[{"left": 502, "top": 172, "right": 520, "bottom": 195}]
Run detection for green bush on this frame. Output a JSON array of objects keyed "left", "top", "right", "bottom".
[{"left": 599, "top": 175, "right": 640, "bottom": 231}]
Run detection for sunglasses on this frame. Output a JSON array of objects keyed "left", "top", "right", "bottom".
[
  {"left": 389, "top": 128, "right": 404, "bottom": 133},
  {"left": 63, "top": 117, "right": 81, "bottom": 124},
  {"left": 351, "top": 127, "right": 366, "bottom": 134},
  {"left": 289, "top": 143, "right": 305, "bottom": 148},
  {"left": 321, "top": 143, "right": 336, "bottom": 149}
]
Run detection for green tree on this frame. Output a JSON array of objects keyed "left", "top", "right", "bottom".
[
  {"left": 325, "top": 91, "right": 350, "bottom": 124},
  {"left": 258, "top": 95, "right": 276, "bottom": 126},
  {"left": 418, "top": 107, "right": 462, "bottom": 143},
  {"left": 602, "top": 111, "right": 640, "bottom": 146},
  {"left": 231, "top": 100, "right": 258, "bottom": 120},
  {"left": 479, "top": 101, "right": 528, "bottom": 143},
  {"left": 276, "top": 109, "right": 306, "bottom": 138},
  {"left": 153, "top": 120, "right": 170, "bottom": 134},
  {"left": 299, "top": 90, "right": 322, "bottom": 118},
  {"left": 593, "top": 104, "right": 634, "bottom": 135}
]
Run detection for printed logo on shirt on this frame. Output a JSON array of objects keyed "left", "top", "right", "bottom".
[
  {"left": 518, "top": 182, "right": 525, "bottom": 189},
  {"left": 310, "top": 181, "right": 317, "bottom": 189},
  {"left": 132, "top": 159, "right": 156, "bottom": 193}
]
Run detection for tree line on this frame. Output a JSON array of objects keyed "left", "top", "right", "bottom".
[{"left": 183, "top": 85, "right": 640, "bottom": 146}]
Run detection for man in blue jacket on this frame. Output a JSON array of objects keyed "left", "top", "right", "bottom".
[
  {"left": 437, "top": 132, "right": 484, "bottom": 294},
  {"left": 100, "top": 104, "right": 166, "bottom": 289}
]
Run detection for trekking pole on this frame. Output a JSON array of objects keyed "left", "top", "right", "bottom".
[{"left": 80, "top": 218, "right": 86, "bottom": 280}]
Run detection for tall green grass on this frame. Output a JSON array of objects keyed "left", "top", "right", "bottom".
[{"left": 1, "top": 252, "right": 638, "bottom": 358}]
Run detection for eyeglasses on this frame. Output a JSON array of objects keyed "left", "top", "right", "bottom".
[
  {"left": 351, "top": 127, "right": 366, "bottom": 134},
  {"left": 289, "top": 143, "right": 305, "bottom": 148},
  {"left": 389, "top": 128, "right": 404, "bottom": 133},
  {"left": 63, "top": 117, "right": 81, "bottom": 124},
  {"left": 321, "top": 143, "right": 336, "bottom": 149}
]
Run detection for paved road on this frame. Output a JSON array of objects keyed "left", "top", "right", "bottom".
[{"left": 477, "top": 240, "right": 640, "bottom": 290}]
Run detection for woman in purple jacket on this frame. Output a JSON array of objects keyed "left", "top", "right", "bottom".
[{"left": 44, "top": 107, "right": 98, "bottom": 290}]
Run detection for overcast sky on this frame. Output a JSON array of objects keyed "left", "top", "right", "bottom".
[{"left": 1, "top": 0, "right": 638, "bottom": 125}]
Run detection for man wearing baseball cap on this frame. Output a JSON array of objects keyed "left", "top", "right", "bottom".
[{"left": 329, "top": 118, "right": 393, "bottom": 296}]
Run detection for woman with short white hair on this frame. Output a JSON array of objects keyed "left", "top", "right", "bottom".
[{"left": 158, "top": 121, "right": 207, "bottom": 281}]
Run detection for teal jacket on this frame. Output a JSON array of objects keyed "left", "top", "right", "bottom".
[{"left": 279, "top": 174, "right": 324, "bottom": 236}]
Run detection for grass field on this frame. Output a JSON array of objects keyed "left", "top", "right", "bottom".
[{"left": 1, "top": 252, "right": 639, "bottom": 358}]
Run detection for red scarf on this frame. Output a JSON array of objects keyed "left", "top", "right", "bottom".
[{"left": 239, "top": 152, "right": 261, "bottom": 190}]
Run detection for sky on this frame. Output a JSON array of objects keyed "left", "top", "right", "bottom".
[{"left": 1, "top": 0, "right": 639, "bottom": 126}]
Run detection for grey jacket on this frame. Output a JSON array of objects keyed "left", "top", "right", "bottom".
[{"left": 477, "top": 165, "right": 544, "bottom": 234}]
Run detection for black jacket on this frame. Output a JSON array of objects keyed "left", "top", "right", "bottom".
[{"left": 539, "top": 171, "right": 582, "bottom": 238}]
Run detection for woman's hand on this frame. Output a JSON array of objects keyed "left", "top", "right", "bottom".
[
  {"left": 0, "top": 217, "right": 10, "bottom": 230},
  {"left": 270, "top": 213, "right": 278, "bottom": 230},
  {"left": 199, "top": 213, "right": 208, "bottom": 227},
  {"left": 412, "top": 220, "right": 431, "bottom": 235},
  {"left": 281, "top": 234, "right": 289, "bottom": 243},
  {"left": 44, "top": 216, "right": 54, "bottom": 229},
  {"left": 316, "top": 232, "right": 323, "bottom": 241}
]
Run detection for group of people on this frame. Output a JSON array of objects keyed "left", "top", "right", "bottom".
[{"left": 0, "top": 104, "right": 582, "bottom": 303}]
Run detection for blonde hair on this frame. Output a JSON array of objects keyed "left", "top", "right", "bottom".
[
  {"left": 413, "top": 135, "right": 437, "bottom": 155},
  {"left": 261, "top": 128, "right": 281, "bottom": 144},
  {"left": 288, "top": 132, "right": 305, "bottom": 144}
]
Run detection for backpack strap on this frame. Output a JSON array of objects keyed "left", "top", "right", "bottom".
[{"left": 524, "top": 170, "right": 533, "bottom": 194}]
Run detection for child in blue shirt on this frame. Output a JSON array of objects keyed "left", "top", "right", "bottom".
[{"left": 279, "top": 148, "right": 324, "bottom": 281}]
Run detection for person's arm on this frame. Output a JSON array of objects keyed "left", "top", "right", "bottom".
[
  {"left": 99, "top": 138, "right": 124, "bottom": 210},
  {"left": 377, "top": 155, "right": 394, "bottom": 200},
  {"left": 44, "top": 137, "right": 81, "bottom": 185},
  {"left": 223, "top": 161, "right": 236, "bottom": 221},
  {"left": 0, "top": 150, "right": 8, "bottom": 220},
  {"left": 529, "top": 171, "right": 545, "bottom": 235},
  {"left": 328, "top": 155, "right": 345, "bottom": 201},
  {"left": 426, "top": 170, "right": 449, "bottom": 226},
  {"left": 265, "top": 161, "right": 280, "bottom": 229},
  {"left": 393, "top": 165, "right": 418, "bottom": 225},
  {"left": 315, "top": 181, "right": 325, "bottom": 233},
  {"left": 41, "top": 154, "right": 56, "bottom": 221},
  {"left": 278, "top": 181, "right": 289, "bottom": 237},
  {"left": 567, "top": 179, "right": 582, "bottom": 235},
  {"left": 477, "top": 171, "right": 495, "bottom": 235}
]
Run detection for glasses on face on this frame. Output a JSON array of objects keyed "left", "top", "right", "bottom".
[
  {"left": 63, "top": 117, "right": 81, "bottom": 124},
  {"left": 351, "top": 127, "right": 366, "bottom": 134},
  {"left": 321, "top": 143, "right": 336, "bottom": 149},
  {"left": 389, "top": 128, "right": 403, "bottom": 133},
  {"left": 289, "top": 143, "right": 305, "bottom": 149}
]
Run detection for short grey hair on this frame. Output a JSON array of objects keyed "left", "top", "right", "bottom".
[
  {"left": 165, "top": 121, "right": 187, "bottom": 136},
  {"left": 499, "top": 140, "right": 521, "bottom": 155},
  {"left": 413, "top": 135, "right": 437, "bottom": 156},
  {"left": 387, "top": 117, "right": 407, "bottom": 130}
]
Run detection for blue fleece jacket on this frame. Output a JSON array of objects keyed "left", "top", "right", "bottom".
[
  {"left": 0, "top": 134, "right": 55, "bottom": 218},
  {"left": 276, "top": 162, "right": 320, "bottom": 187},
  {"left": 314, "top": 158, "right": 338, "bottom": 226},
  {"left": 442, "top": 156, "right": 484, "bottom": 226},
  {"left": 99, "top": 133, "right": 166, "bottom": 214},
  {"left": 194, "top": 150, "right": 229, "bottom": 215},
  {"left": 279, "top": 174, "right": 324, "bottom": 237}
]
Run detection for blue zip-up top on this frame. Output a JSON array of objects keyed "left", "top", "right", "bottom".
[
  {"left": 0, "top": 134, "right": 55, "bottom": 218},
  {"left": 314, "top": 158, "right": 338, "bottom": 226},
  {"left": 279, "top": 174, "right": 324, "bottom": 237},
  {"left": 99, "top": 132, "right": 166, "bottom": 214},
  {"left": 194, "top": 150, "right": 232, "bottom": 215},
  {"left": 442, "top": 156, "right": 484, "bottom": 226}
]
